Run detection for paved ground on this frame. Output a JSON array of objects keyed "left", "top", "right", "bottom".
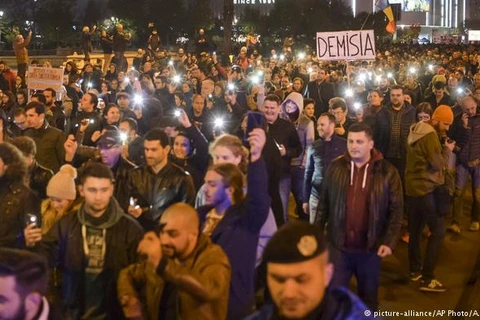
[{"left": 287, "top": 191, "right": 480, "bottom": 319}]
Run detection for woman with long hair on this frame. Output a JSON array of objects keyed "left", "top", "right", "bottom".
[
  {"left": 0, "top": 91, "right": 17, "bottom": 120},
  {"left": 195, "top": 132, "right": 278, "bottom": 268},
  {"left": 169, "top": 110, "right": 209, "bottom": 191}
]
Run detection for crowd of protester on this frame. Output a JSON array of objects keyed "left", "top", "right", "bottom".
[{"left": 1, "top": 24, "right": 480, "bottom": 319}]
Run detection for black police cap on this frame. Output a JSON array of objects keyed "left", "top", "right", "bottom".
[{"left": 263, "top": 221, "right": 327, "bottom": 264}]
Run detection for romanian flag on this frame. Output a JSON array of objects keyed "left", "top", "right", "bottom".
[{"left": 376, "top": 0, "right": 396, "bottom": 34}]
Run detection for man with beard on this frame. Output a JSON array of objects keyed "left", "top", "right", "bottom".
[
  {"left": 33, "top": 162, "right": 143, "bottom": 319},
  {"left": 406, "top": 105, "right": 454, "bottom": 292},
  {"left": 120, "top": 128, "right": 195, "bottom": 231},
  {"left": 117, "top": 203, "right": 231, "bottom": 319},
  {"left": 0, "top": 248, "right": 53, "bottom": 320},
  {"left": 43, "top": 88, "right": 66, "bottom": 132},
  {"left": 374, "top": 85, "right": 416, "bottom": 189},
  {"left": 303, "top": 113, "right": 347, "bottom": 223},
  {"left": 306, "top": 66, "right": 336, "bottom": 117}
]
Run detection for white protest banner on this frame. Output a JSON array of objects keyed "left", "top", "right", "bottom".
[
  {"left": 316, "top": 30, "right": 376, "bottom": 61},
  {"left": 27, "top": 66, "right": 64, "bottom": 93},
  {"left": 468, "top": 30, "right": 480, "bottom": 42}
]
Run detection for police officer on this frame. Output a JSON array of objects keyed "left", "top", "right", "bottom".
[{"left": 246, "top": 221, "right": 373, "bottom": 320}]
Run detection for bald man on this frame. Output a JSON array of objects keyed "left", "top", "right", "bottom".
[{"left": 118, "top": 203, "right": 231, "bottom": 320}]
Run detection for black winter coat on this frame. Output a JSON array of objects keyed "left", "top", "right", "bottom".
[
  {"left": 0, "top": 179, "right": 41, "bottom": 248},
  {"left": 373, "top": 103, "right": 416, "bottom": 159}
]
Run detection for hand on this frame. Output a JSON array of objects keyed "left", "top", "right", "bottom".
[
  {"left": 120, "top": 295, "right": 143, "bottom": 320},
  {"left": 279, "top": 144, "right": 287, "bottom": 156},
  {"left": 28, "top": 30, "right": 32, "bottom": 36},
  {"left": 377, "top": 245, "right": 392, "bottom": 258},
  {"left": 79, "top": 119, "right": 90, "bottom": 133},
  {"left": 334, "top": 125, "right": 346, "bottom": 136},
  {"left": 177, "top": 110, "right": 191, "bottom": 128},
  {"left": 24, "top": 224, "right": 42, "bottom": 247},
  {"left": 302, "top": 203, "right": 309, "bottom": 214},
  {"left": 121, "top": 144, "right": 129, "bottom": 158},
  {"left": 462, "top": 113, "right": 469, "bottom": 128},
  {"left": 64, "top": 135, "right": 78, "bottom": 161},
  {"left": 248, "top": 128, "right": 266, "bottom": 162},
  {"left": 445, "top": 139, "right": 456, "bottom": 152},
  {"left": 137, "top": 231, "right": 163, "bottom": 269},
  {"left": 212, "top": 53, "right": 218, "bottom": 64},
  {"left": 228, "top": 93, "right": 237, "bottom": 106},
  {"left": 91, "top": 130, "right": 104, "bottom": 143},
  {"left": 128, "top": 205, "right": 143, "bottom": 219}
]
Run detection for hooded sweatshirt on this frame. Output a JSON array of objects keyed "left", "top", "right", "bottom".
[
  {"left": 344, "top": 149, "right": 383, "bottom": 250},
  {"left": 77, "top": 198, "right": 125, "bottom": 319},
  {"left": 405, "top": 121, "right": 448, "bottom": 197},
  {"left": 281, "top": 92, "right": 315, "bottom": 167}
]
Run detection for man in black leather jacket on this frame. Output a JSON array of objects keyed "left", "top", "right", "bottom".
[
  {"left": 12, "top": 136, "right": 54, "bottom": 200},
  {"left": 316, "top": 123, "right": 403, "bottom": 311},
  {"left": 119, "top": 128, "right": 196, "bottom": 231},
  {"left": 0, "top": 142, "right": 41, "bottom": 248}
]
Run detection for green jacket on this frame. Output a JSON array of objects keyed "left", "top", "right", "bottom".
[
  {"left": 405, "top": 121, "right": 450, "bottom": 197},
  {"left": 117, "top": 234, "right": 231, "bottom": 320}
]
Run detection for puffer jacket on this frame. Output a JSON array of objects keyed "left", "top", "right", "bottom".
[
  {"left": 304, "top": 134, "right": 347, "bottom": 198},
  {"left": 373, "top": 103, "right": 416, "bottom": 159},
  {"left": 119, "top": 162, "right": 196, "bottom": 231},
  {"left": 316, "top": 149, "right": 403, "bottom": 252},
  {"left": 117, "top": 234, "right": 231, "bottom": 320},
  {"left": 0, "top": 179, "right": 41, "bottom": 248}
]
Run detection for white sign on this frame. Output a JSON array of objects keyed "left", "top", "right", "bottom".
[
  {"left": 468, "top": 30, "right": 480, "bottom": 42},
  {"left": 27, "top": 66, "right": 64, "bottom": 93},
  {"left": 316, "top": 30, "right": 376, "bottom": 61}
]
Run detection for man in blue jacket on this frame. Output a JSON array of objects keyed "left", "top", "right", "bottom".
[{"left": 198, "top": 127, "right": 270, "bottom": 319}]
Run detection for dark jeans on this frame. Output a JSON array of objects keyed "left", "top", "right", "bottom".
[
  {"left": 452, "top": 163, "right": 480, "bottom": 224},
  {"left": 330, "top": 248, "right": 381, "bottom": 311},
  {"left": 407, "top": 192, "right": 445, "bottom": 282}
]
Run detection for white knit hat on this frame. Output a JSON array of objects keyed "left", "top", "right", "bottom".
[{"left": 46, "top": 165, "right": 77, "bottom": 200}]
